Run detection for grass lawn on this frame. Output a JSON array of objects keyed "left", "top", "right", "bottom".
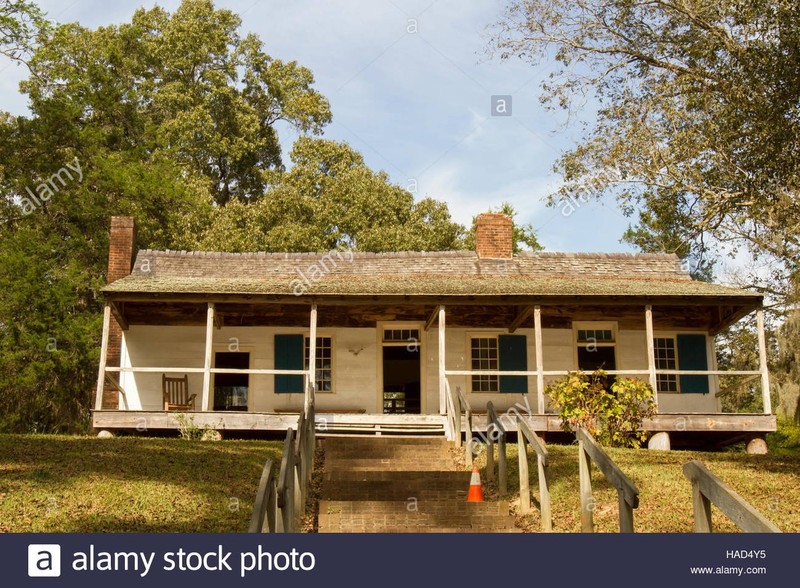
[
  {"left": 0, "top": 435, "right": 282, "bottom": 532},
  {"left": 476, "top": 441, "right": 800, "bottom": 533}
]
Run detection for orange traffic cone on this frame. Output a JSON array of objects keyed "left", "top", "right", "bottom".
[{"left": 466, "top": 467, "right": 484, "bottom": 502}]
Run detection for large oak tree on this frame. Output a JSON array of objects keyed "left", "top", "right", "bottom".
[
  {"left": 0, "top": 1, "right": 474, "bottom": 432},
  {"left": 492, "top": 0, "right": 800, "bottom": 291}
]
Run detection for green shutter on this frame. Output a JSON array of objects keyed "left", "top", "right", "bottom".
[
  {"left": 274, "top": 334, "right": 304, "bottom": 394},
  {"left": 677, "top": 334, "right": 709, "bottom": 394},
  {"left": 499, "top": 335, "right": 528, "bottom": 393}
]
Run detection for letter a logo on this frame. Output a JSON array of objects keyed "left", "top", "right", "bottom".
[{"left": 28, "top": 544, "right": 61, "bottom": 577}]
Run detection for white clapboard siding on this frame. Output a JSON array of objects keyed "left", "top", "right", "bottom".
[{"left": 118, "top": 324, "right": 720, "bottom": 414}]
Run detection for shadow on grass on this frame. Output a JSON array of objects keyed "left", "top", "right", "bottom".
[{"left": 0, "top": 435, "right": 283, "bottom": 533}]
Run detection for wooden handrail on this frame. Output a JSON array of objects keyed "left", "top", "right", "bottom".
[
  {"left": 276, "top": 428, "right": 296, "bottom": 532},
  {"left": 445, "top": 379, "right": 459, "bottom": 444},
  {"left": 445, "top": 380, "right": 474, "bottom": 465},
  {"left": 683, "top": 461, "right": 781, "bottom": 533},
  {"left": 485, "top": 401, "right": 507, "bottom": 495},
  {"left": 104, "top": 373, "right": 127, "bottom": 396},
  {"left": 251, "top": 382, "right": 317, "bottom": 534},
  {"left": 458, "top": 388, "right": 473, "bottom": 466},
  {"left": 248, "top": 459, "right": 277, "bottom": 532},
  {"left": 517, "top": 417, "right": 552, "bottom": 531},
  {"left": 575, "top": 427, "right": 639, "bottom": 533}
]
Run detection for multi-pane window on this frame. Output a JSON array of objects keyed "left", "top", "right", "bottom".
[
  {"left": 305, "top": 336, "right": 332, "bottom": 392},
  {"left": 576, "top": 329, "right": 614, "bottom": 343},
  {"left": 653, "top": 337, "right": 678, "bottom": 393},
  {"left": 471, "top": 337, "right": 499, "bottom": 392},
  {"left": 575, "top": 324, "right": 617, "bottom": 372},
  {"left": 383, "top": 329, "right": 420, "bottom": 343}
]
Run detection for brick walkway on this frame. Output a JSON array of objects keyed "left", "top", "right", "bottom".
[{"left": 318, "top": 437, "right": 520, "bottom": 533}]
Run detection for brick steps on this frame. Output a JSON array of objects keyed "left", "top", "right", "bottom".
[{"left": 318, "top": 437, "right": 520, "bottom": 533}]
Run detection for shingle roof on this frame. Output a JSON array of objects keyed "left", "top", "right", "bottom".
[{"left": 101, "top": 249, "right": 760, "bottom": 301}]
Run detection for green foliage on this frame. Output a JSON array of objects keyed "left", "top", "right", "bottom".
[
  {"left": 0, "top": 0, "right": 328, "bottom": 433},
  {"left": 0, "top": 0, "right": 529, "bottom": 433},
  {"left": 0, "top": 0, "right": 48, "bottom": 65},
  {"left": 492, "top": 0, "right": 800, "bottom": 300},
  {"left": 767, "top": 418, "right": 800, "bottom": 456},
  {"left": 773, "top": 307, "right": 800, "bottom": 423},
  {"left": 173, "top": 413, "right": 220, "bottom": 441},
  {"left": 200, "top": 137, "right": 467, "bottom": 252},
  {"left": 715, "top": 319, "right": 765, "bottom": 414},
  {"left": 20, "top": 0, "right": 331, "bottom": 205},
  {"left": 545, "top": 370, "right": 656, "bottom": 448}
]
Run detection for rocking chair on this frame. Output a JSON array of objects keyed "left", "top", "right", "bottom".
[{"left": 162, "top": 374, "right": 196, "bottom": 411}]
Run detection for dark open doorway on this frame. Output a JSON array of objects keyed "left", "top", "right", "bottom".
[
  {"left": 382, "top": 345, "right": 421, "bottom": 414},
  {"left": 213, "top": 352, "right": 249, "bottom": 411}
]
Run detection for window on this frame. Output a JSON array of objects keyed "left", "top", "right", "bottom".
[
  {"left": 305, "top": 336, "right": 333, "bottom": 392},
  {"left": 575, "top": 323, "right": 617, "bottom": 372},
  {"left": 471, "top": 337, "right": 499, "bottom": 392},
  {"left": 383, "top": 329, "right": 420, "bottom": 343},
  {"left": 469, "top": 335, "right": 528, "bottom": 393},
  {"left": 653, "top": 337, "right": 678, "bottom": 393},
  {"left": 577, "top": 329, "right": 614, "bottom": 343},
  {"left": 274, "top": 334, "right": 333, "bottom": 394},
  {"left": 651, "top": 334, "right": 710, "bottom": 394}
]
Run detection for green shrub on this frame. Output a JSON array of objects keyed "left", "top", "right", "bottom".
[
  {"left": 767, "top": 418, "right": 800, "bottom": 455},
  {"left": 545, "top": 369, "right": 657, "bottom": 448},
  {"left": 173, "top": 413, "right": 220, "bottom": 440}
]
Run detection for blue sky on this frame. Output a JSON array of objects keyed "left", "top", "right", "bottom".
[{"left": 0, "top": 0, "right": 637, "bottom": 253}]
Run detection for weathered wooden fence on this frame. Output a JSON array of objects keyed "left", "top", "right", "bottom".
[
  {"left": 249, "top": 383, "right": 316, "bottom": 533},
  {"left": 248, "top": 459, "right": 277, "bottom": 532},
  {"left": 516, "top": 417, "right": 552, "bottom": 531},
  {"left": 485, "top": 401, "right": 508, "bottom": 495},
  {"left": 682, "top": 460, "right": 781, "bottom": 533},
  {"left": 576, "top": 427, "right": 640, "bottom": 533}
]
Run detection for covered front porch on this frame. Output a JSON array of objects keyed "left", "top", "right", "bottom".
[{"left": 93, "top": 292, "right": 776, "bottom": 442}]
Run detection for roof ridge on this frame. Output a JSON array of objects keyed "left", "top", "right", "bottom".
[
  {"left": 138, "top": 249, "right": 681, "bottom": 260},
  {"left": 137, "top": 249, "right": 477, "bottom": 259},
  {"left": 518, "top": 251, "right": 680, "bottom": 260}
]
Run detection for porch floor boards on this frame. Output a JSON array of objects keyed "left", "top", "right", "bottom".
[{"left": 92, "top": 410, "right": 777, "bottom": 435}]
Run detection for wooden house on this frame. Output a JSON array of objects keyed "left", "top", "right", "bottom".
[{"left": 93, "top": 214, "right": 775, "bottom": 446}]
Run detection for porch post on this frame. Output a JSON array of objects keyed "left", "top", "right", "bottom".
[
  {"left": 201, "top": 302, "right": 215, "bottom": 411},
  {"left": 645, "top": 304, "right": 658, "bottom": 408},
  {"left": 94, "top": 303, "right": 112, "bottom": 411},
  {"left": 438, "top": 305, "right": 446, "bottom": 414},
  {"left": 533, "top": 305, "right": 545, "bottom": 414},
  {"left": 308, "top": 304, "right": 317, "bottom": 409},
  {"left": 756, "top": 308, "right": 772, "bottom": 414}
]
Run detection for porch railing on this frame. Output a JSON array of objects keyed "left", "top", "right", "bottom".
[
  {"left": 444, "top": 380, "right": 473, "bottom": 465},
  {"left": 443, "top": 367, "right": 769, "bottom": 415}
]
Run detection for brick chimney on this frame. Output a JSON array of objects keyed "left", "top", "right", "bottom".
[
  {"left": 475, "top": 212, "right": 513, "bottom": 259},
  {"left": 101, "top": 216, "right": 137, "bottom": 410},
  {"left": 108, "top": 216, "right": 137, "bottom": 283}
]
